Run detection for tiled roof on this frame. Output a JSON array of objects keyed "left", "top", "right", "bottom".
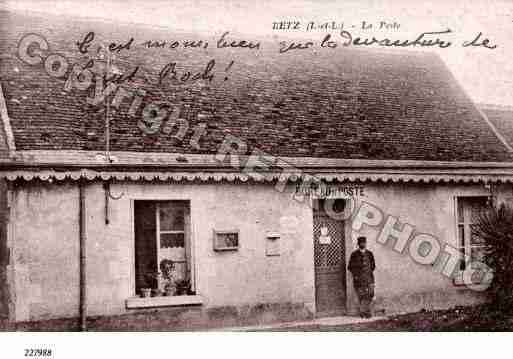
[
  {"left": 0, "top": 126, "right": 9, "bottom": 161},
  {"left": 0, "top": 10, "right": 511, "bottom": 163},
  {"left": 482, "top": 106, "right": 513, "bottom": 150}
]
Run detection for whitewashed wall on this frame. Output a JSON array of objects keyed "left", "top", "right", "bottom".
[{"left": 6, "top": 180, "right": 509, "bottom": 321}]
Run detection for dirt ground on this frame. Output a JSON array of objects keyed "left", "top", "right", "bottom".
[
  {"left": 264, "top": 305, "right": 513, "bottom": 331},
  {"left": 1, "top": 304, "right": 512, "bottom": 331}
]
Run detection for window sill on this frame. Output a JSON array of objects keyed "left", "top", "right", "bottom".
[
  {"left": 453, "top": 272, "right": 487, "bottom": 288},
  {"left": 126, "top": 295, "right": 203, "bottom": 309},
  {"left": 453, "top": 273, "right": 466, "bottom": 287}
]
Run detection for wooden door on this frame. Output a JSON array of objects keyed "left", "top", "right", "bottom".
[{"left": 314, "top": 206, "right": 346, "bottom": 316}]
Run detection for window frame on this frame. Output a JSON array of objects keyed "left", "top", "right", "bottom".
[
  {"left": 453, "top": 195, "right": 489, "bottom": 285},
  {"left": 155, "top": 202, "right": 188, "bottom": 267},
  {"left": 131, "top": 199, "right": 195, "bottom": 298},
  {"left": 213, "top": 229, "right": 240, "bottom": 251}
]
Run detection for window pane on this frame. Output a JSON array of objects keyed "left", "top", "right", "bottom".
[
  {"left": 458, "top": 224, "right": 465, "bottom": 247},
  {"left": 160, "top": 233, "right": 185, "bottom": 248},
  {"left": 457, "top": 199, "right": 464, "bottom": 223},
  {"left": 470, "top": 201, "right": 486, "bottom": 223},
  {"left": 159, "top": 203, "right": 185, "bottom": 231},
  {"left": 470, "top": 224, "right": 485, "bottom": 245},
  {"left": 134, "top": 201, "right": 158, "bottom": 292},
  {"left": 459, "top": 247, "right": 466, "bottom": 271}
]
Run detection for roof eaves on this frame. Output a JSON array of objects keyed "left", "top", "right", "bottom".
[
  {"left": 0, "top": 82, "right": 16, "bottom": 155},
  {"left": 1, "top": 168, "right": 513, "bottom": 184},
  {"left": 5, "top": 150, "right": 513, "bottom": 170}
]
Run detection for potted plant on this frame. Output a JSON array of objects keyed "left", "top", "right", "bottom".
[
  {"left": 187, "top": 287, "right": 196, "bottom": 295},
  {"left": 159, "top": 259, "right": 176, "bottom": 296},
  {"left": 140, "top": 288, "right": 152, "bottom": 298},
  {"left": 164, "top": 282, "right": 176, "bottom": 296},
  {"left": 175, "top": 279, "right": 191, "bottom": 295},
  {"left": 140, "top": 273, "right": 159, "bottom": 298},
  {"left": 143, "top": 271, "right": 163, "bottom": 297}
]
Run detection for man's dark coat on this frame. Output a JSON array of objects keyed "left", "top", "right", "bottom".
[{"left": 348, "top": 249, "right": 376, "bottom": 288}]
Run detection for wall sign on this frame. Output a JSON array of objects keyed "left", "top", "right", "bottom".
[
  {"left": 266, "top": 233, "right": 280, "bottom": 256},
  {"left": 318, "top": 226, "right": 331, "bottom": 244},
  {"left": 295, "top": 183, "right": 365, "bottom": 198},
  {"left": 213, "top": 230, "right": 239, "bottom": 251}
]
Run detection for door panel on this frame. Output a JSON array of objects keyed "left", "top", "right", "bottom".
[{"left": 314, "top": 210, "right": 346, "bottom": 315}]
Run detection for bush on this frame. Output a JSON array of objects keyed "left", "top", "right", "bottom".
[{"left": 474, "top": 203, "right": 513, "bottom": 312}]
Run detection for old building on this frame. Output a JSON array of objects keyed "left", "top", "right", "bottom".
[{"left": 1, "top": 10, "right": 513, "bottom": 326}]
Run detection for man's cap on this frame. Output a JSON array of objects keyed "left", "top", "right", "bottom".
[{"left": 357, "top": 236, "right": 367, "bottom": 243}]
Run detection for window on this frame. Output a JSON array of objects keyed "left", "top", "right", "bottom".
[
  {"left": 456, "top": 196, "right": 488, "bottom": 272},
  {"left": 213, "top": 230, "right": 239, "bottom": 251},
  {"left": 134, "top": 201, "right": 192, "bottom": 295}
]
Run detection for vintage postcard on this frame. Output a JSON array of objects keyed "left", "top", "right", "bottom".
[{"left": 1, "top": 0, "right": 513, "bottom": 349}]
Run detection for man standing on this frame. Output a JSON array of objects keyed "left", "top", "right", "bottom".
[{"left": 348, "top": 236, "right": 376, "bottom": 318}]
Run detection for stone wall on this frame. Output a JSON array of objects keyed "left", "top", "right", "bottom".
[
  {"left": 6, "top": 179, "right": 501, "bottom": 322},
  {"left": 0, "top": 179, "right": 9, "bottom": 318},
  {"left": 8, "top": 181, "right": 315, "bottom": 321},
  {"left": 345, "top": 182, "right": 491, "bottom": 314},
  {"left": 9, "top": 182, "right": 80, "bottom": 321}
]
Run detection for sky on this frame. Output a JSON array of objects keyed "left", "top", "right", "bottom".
[{"left": 3, "top": 0, "right": 513, "bottom": 106}]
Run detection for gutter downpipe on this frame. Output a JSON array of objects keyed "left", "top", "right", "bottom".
[{"left": 79, "top": 180, "right": 87, "bottom": 331}]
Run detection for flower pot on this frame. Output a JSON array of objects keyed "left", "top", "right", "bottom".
[
  {"left": 176, "top": 286, "right": 188, "bottom": 295},
  {"left": 165, "top": 287, "right": 176, "bottom": 296},
  {"left": 141, "top": 288, "right": 152, "bottom": 298}
]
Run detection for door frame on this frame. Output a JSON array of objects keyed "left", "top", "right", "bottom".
[{"left": 312, "top": 197, "right": 350, "bottom": 317}]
